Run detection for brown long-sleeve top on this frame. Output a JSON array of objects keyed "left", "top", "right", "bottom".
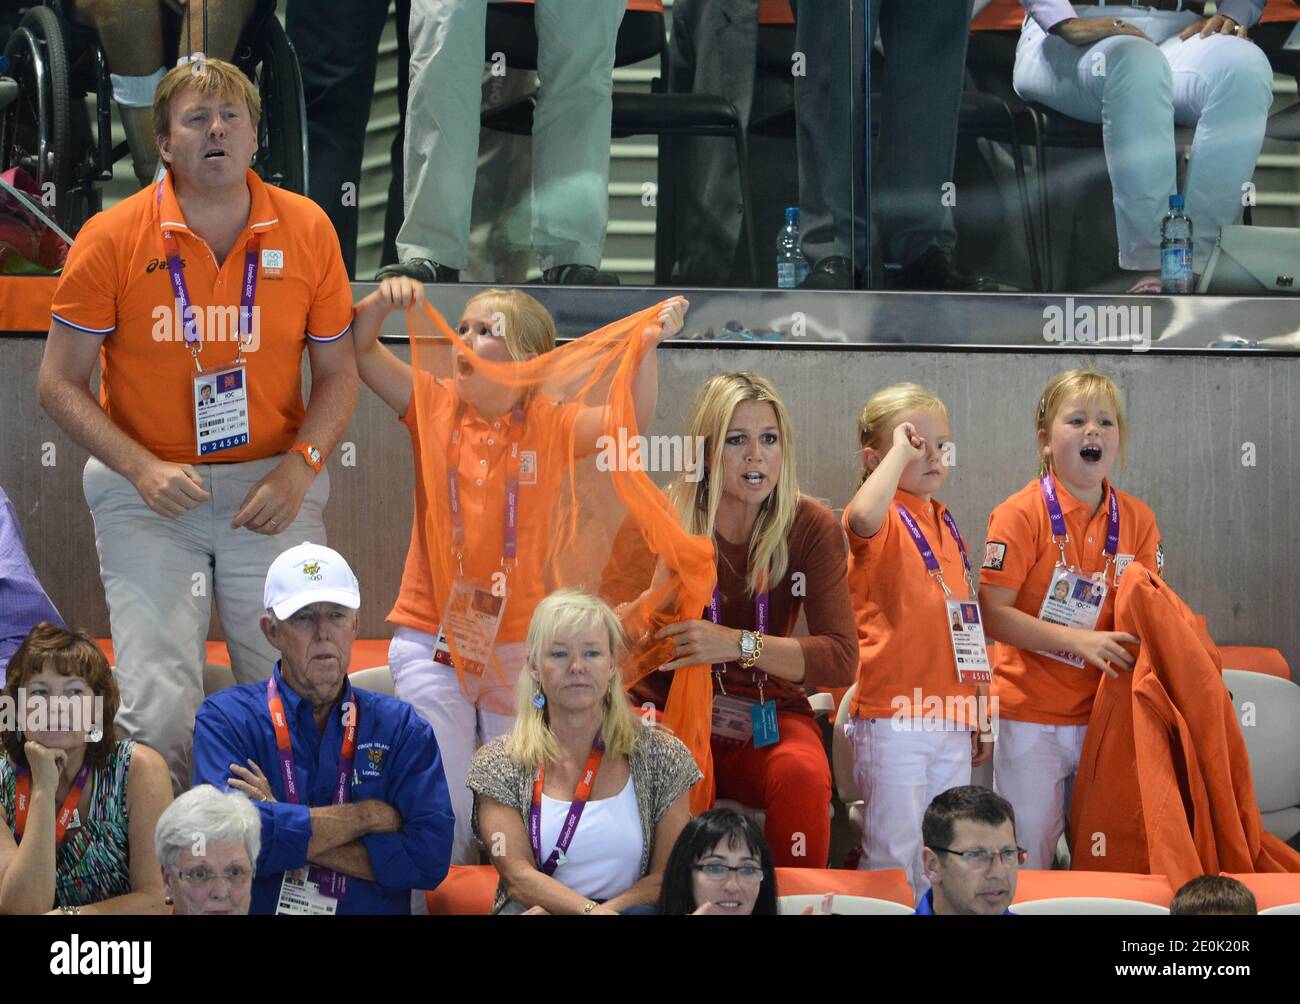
[{"left": 631, "top": 496, "right": 858, "bottom": 716}]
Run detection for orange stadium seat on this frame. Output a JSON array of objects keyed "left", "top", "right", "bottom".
[
  {"left": 1219, "top": 646, "right": 1291, "bottom": 681},
  {"left": 1223, "top": 873, "right": 1300, "bottom": 912},
  {"left": 95, "top": 636, "right": 391, "bottom": 672},
  {"left": 1013, "top": 870, "right": 1174, "bottom": 907},
  {"left": 423, "top": 865, "right": 914, "bottom": 914}
]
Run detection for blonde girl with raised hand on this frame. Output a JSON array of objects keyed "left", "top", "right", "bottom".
[
  {"left": 842, "top": 383, "right": 992, "bottom": 897},
  {"left": 350, "top": 278, "right": 686, "bottom": 866}
]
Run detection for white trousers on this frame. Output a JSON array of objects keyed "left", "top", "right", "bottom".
[
  {"left": 83, "top": 455, "right": 329, "bottom": 793},
  {"left": 993, "top": 719, "right": 1087, "bottom": 870},
  {"left": 1014, "top": 6, "right": 1273, "bottom": 270},
  {"left": 388, "top": 624, "right": 524, "bottom": 866},
  {"left": 846, "top": 716, "right": 972, "bottom": 899},
  {"left": 399, "top": 0, "right": 625, "bottom": 271}
]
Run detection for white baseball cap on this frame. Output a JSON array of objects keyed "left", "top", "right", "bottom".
[{"left": 264, "top": 542, "right": 361, "bottom": 620}]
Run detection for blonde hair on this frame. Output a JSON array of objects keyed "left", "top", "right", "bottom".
[
  {"left": 1035, "top": 369, "right": 1128, "bottom": 477},
  {"left": 153, "top": 57, "right": 261, "bottom": 141},
  {"left": 856, "top": 383, "right": 948, "bottom": 484},
  {"left": 508, "top": 590, "right": 641, "bottom": 769},
  {"left": 669, "top": 373, "right": 800, "bottom": 596},
  {"left": 465, "top": 288, "right": 557, "bottom": 362}
]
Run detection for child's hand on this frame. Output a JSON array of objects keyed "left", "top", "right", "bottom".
[
  {"left": 1069, "top": 629, "right": 1139, "bottom": 678},
  {"left": 378, "top": 275, "right": 425, "bottom": 310},
  {"left": 892, "top": 421, "right": 926, "bottom": 462},
  {"left": 651, "top": 296, "right": 690, "bottom": 344}
]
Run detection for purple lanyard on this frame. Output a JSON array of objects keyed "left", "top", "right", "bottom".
[
  {"left": 1039, "top": 473, "right": 1120, "bottom": 574},
  {"left": 162, "top": 225, "right": 260, "bottom": 370},
  {"left": 529, "top": 737, "right": 605, "bottom": 877},
  {"left": 895, "top": 503, "right": 974, "bottom": 596},
  {"left": 446, "top": 402, "right": 525, "bottom": 571}
]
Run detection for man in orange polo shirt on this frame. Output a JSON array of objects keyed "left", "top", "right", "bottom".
[{"left": 36, "top": 58, "right": 357, "bottom": 791}]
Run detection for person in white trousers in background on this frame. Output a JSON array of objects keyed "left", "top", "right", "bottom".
[
  {"left": 1013, "top": 1, "right": 1272, "bottom": 291},
  {"left": 383, "top": 0, "right": 627, "bottom": 285}
]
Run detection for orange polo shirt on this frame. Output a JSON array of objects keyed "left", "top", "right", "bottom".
[
  {"left": 50, "top": 169, "right": 353, "bottom": 466},
  {"left": 846, "top": 489, "right": 980, "bottom": 727},
  {"left": 980, "top": 476, "right": 1163, "bottom": 725},
  {"left": 388, "top": 369, "right": 581, "bottom": 644}
]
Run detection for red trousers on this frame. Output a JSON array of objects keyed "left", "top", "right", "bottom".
[{"left": 712, "top": 711, "right": 831, "bottom": 868}]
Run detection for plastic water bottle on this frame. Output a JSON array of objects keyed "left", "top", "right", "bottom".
[
  {"left": 776, "top": 207, "right": 809, "bottom": 289},
  {"left": 1160, "top": 194, "right": 1193, "bottom": 294}
]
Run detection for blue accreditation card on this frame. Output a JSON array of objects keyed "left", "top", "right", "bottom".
[{"left": 751, "top": 700, "right": 780, "bottom": 749}]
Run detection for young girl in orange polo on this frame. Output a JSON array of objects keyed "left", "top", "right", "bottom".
[
  {"left": 842, "top": 384, "right": 991, "bottom": 897},
  {"left": 978, "top": 369, "right": 1161, "bottom": 870},
  {"left": 351, "top": 278, "right": 686, "bottom": 865}
]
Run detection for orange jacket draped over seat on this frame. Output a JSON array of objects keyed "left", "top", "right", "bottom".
[{"left": 1069, "top": 563, "right": 1300, "bottom": 888}]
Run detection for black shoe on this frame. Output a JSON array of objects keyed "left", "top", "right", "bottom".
[
  {"left": 541, "top": 264, "right": 620, "bottom": 286},
  {"left": 375, "top": 258, "right": 459, "bottom": 283},
  {"left": 799, "top": 255, "right": 856, "bottom": 290},
  {"left": 891, "top": 246, "right": 992, "bottom": 291}
]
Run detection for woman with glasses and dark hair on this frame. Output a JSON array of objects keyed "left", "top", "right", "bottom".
[
  {"left": 657, "top": 808, "right": 778, "bottom": 916},
  {"left": 0, "top": 623, "right": 172, "bottom": 915}
]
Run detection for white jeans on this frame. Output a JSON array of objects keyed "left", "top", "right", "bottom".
[
  {"left": 399, "top": 0, "right": 625, "bottom": 271},
  {"left": 83, "top": 455, "right": 329, "bottom": 793},
  {"left": 387, "top": 624, "right": 524, "bottom": 865},
  {"left": 846, "top": 716, "right": 972, "bottom": 899},
  {"left": 993, "top": 719, "right": 1087, "bottom": 870},
  {"left": 1014, "top": 6, "right": 1273, "bottom": 270}
]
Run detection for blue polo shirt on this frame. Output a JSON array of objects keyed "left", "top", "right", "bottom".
[
  {"left": 192, "top": 664, "right": 454, "bottom": 915},
  {"left": 915, "top": 888, "right": 1016, "bottom": 916}
]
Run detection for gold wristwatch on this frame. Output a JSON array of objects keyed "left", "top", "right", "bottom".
[{"left": 737, "top": 630, "right": 764, "bottom": 669}]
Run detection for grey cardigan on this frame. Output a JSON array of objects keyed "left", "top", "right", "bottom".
[{"left": 466, "top": 725, "right": 701, "bottom": 913}]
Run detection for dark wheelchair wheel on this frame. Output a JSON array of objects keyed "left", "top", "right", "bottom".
[
  {"left": 234, "top": 13, "right": 307, "bottom": 195},
  {"left": 1, "top": 5, "right": 73, "bottom": 227}
]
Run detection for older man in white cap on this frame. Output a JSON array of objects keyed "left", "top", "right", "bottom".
[{"left": 191, "top": 542, "right": 454, "bottom": 914}]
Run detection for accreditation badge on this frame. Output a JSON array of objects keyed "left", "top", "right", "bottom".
[
  {"left": 946, "top": 599, "right": 991, "bottom": 684},
  {"left": 439, "top": 576, "right": 507, "bottom": 676},
  {"left": 710, "top": 694, "right": 755, "bottom": 743},
  {"left": 193, "top": 363, "right": 250, "bottom": 456},
  {"left": 275, "top": 868, "right": 339, "bottom": 916},
  {"left": 1034, "top": 567, "right": 1106, "bottom": 669}
]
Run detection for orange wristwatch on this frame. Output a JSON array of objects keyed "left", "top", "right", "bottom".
[{"left": 291, "top": 443, "right": 324, "bottom": 474}]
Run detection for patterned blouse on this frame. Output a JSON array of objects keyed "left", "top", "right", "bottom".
[
  {"left": 0, "top": 740, "right": 135, "bottom": 909},
  {"left": 467, "top": 725, "right": 701, "bottom": 914}
]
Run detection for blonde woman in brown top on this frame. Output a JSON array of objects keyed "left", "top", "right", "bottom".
[{"left": 635, "top": 373, "right": 857, "bottom": 869}]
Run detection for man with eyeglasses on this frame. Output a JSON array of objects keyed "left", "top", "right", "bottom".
[
  {"left": 916, "top": 786, "right": 1021, "bottom": 916},
  {"left": 191, "top": 542, "right": 455, "bottom": 914}
]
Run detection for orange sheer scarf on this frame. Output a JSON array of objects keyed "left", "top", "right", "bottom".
[{"left": 406, "top": 298, "right": 718, "bottom": 810}]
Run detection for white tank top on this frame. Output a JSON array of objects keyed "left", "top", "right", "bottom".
[{"left": 539, "top": 775, "right": 644, "bottom": 902}]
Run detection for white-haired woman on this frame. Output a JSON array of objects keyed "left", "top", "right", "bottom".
[
  {"left": 468, "top": 590, "right": 700, "bottom": 915},
  {"left": 155, "top": 785, "right": 260, "bottom": 916},
  {"left": 635, "top": 372, "right": 857, "bottom": 869}
]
